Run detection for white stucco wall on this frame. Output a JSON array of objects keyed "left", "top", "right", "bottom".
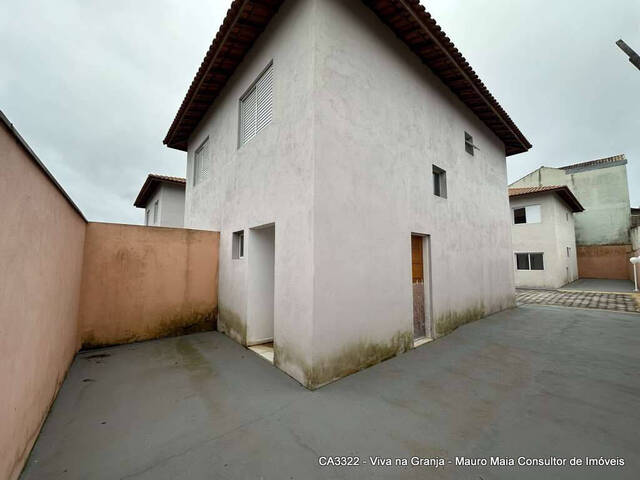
[
  {"left": 184, "top": 0, "right": 316, "bottom": 384},
  {"left": 159, "top": 183, "right": 185, "bottom": 228},
  {"left": 510, "top": 192, "right": 578, "bottom": 289},
  {"left": 511, "top": 163, "right": 631, "bottom": 245},
  {"left": 310, "top": 0, "right": 516, "bottom": 374},
  {"left": 182, "top": 0, "right": 521, "bottom": 387},
  {"left": 143, "top": 183, "right": 185, "bottom": 228}
]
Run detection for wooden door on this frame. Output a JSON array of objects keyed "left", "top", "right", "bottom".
[{"left": 412, "top": 235, "right": 426, "bottom": 338}]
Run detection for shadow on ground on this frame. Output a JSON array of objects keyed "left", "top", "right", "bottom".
[{"left": 21, "top": 305, "right": 640, "bottom": 479}]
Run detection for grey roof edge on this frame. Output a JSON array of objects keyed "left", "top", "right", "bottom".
[
  {"left": 560, "top": 158, "right": 627, "bottom": 174},
  {"left": 1, "top": 109, "right": 87, "bottom": 222}
]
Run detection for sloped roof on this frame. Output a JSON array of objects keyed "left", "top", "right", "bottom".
[
  {"left": 508, "top": 185, "right": 584, "bottom": 213},
  {"left": 164, "top": 0, "right": 531, "bottom": 156},
  {"left": 134, "top": 174, "right": 186, "bottom": 208},
  {"left": 560, "top": 154, "right": 626, "bottom": 171}
]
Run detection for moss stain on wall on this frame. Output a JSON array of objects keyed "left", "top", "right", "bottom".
[
  {"left": 217, "top": 305, "right": 246, "bottom": 346},
  {"left": 276, "top": 331, "right": 412, "bottom": 390},
  {"left": 81, "top": 308, "right": 217, "bottom": 350},
  {"left": 435, "top": 303, "right": 486, "bottom": 337}
]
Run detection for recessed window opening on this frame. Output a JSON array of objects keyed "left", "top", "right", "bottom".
[
  {"left": 239, "top": 62, "right": 274, "bottom": 147},
  {"left": 432, "top": 165, "right": 447, "bottom": 198},
  {"left": 465, "top": 132, "right": 477, "bottom": 155},
  {"left": 145, "top": 209, "right": 150, "bottom": 226},
  {"left": 513, "top": 205, "right": 541, "bottom": 224},
  {"left": 516, "top": 253, "right": 544, "bottom": 271},
  {"left": 233, "top": 231, "right": 245, "bottom": 259},
  {"left": 153, "top": 200, "right": 159, "bottom": 224},
  {"left": 194, "top": 138, "right": 209, "bottom": 186}
]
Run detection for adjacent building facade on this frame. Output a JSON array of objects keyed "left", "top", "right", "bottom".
[
  {"left": 510, "top": 155, "right": 632, "bottom": 279},
  {"left": 163, "top": 0, "right": 531, "bottom": 388},
  {"left": 509, "top": 186, "right": 584, "bottom": 289},
  {"left": 134, "top": 174, "right": 186, "bottom": 228}
]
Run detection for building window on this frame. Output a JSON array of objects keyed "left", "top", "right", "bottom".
[
  {"left": 194, "top": 138, "right": 209, "bottom": 186},
  {"left": 567, "top": 247, "right": 571, "bottom": 258},
  {"left": 513, "top": 205, "right": 541, "bottom": 224},
  {"left": 153, "top": 200, "right": 159, "bottom": 224},
  {"left": 239, "top": 62, "right": 274, "bottom": 147},
  {"left": 433, "top": 165, "right": 447, "bottom": 198},
  {"left": 516, "top": 253, "right": 544, "bottom": 271},
  {"left": 465, "top": 132, "right": 476, "bottom": 155},
  {"left": 145, "top": 209, "right": 150, "bottom": 226},
  {"left": 233, "top": 231, "right": 245, "bottom": 259}
]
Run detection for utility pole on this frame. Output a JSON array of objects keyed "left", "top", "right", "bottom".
[{"left": 616, "top": 39, "right": 640, "bottom": 71}]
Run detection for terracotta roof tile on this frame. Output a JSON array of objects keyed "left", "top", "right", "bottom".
[
  {"left": 508, "top": 185, "right": 584, "bottom": 212},
  {"left": 164, "top": 0, "right": 531, "bottom": 156},
  {"left": 134, "top": 174, "right": 186, "bottom": 208}
]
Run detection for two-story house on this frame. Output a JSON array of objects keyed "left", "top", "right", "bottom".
[
  {"left": 134, "top": 174, "right": 186, "bottom": 228},
  {"left": 163, "top": 0, "right": 531, "bottom": 389},
  {"left": 510, "top": 155, "right": 632, "bottom": 279},
  {"left": 509, "top": 186, "right": 584, "bottom": 289}
]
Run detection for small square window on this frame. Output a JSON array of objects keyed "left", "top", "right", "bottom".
[
  {"left": 465, "top": 132, "right": 475, "bottom": 156},
  {"left": 514, "top": 207, "right": 526, "bottom": 224},
  {"left": 233, "top": 231, "right": 245, "bottom": 259},
  {"left": 433, "top": 165, "right": 447, "bottom": 198}
]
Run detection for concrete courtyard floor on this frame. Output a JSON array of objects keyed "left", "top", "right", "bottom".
[
  {"left": 561, "top": 278, "right": 636, "bottom": 293},
  {"left": 21, "top": 306, "right": 640, "bottom": 480}
]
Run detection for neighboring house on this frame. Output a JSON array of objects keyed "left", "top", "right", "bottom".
[
  {"left": 510, "top": 155, "right": 632, "bottom": 279},
  {"left": 509, "top": 186, "right": 584, "bottom": 289},
  {"left": 134, "top": 174, "right": 186, "bottom": 228},
  {"left": 163, "top": 0, "right": 531, "bottom": 389}
]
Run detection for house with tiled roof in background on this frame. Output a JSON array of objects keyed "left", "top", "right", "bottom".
[
  {"left": 508, "top": 186, "right": 584, "bottom": 288},
  {"left": 163, "top": 0, "right": 531, "bottom": 389},
  {"left": 510, "top": 155, "right": 633, "bottom": 280},
  {"left": 134, "top": 174, "right": 186, "bottom": 228}
]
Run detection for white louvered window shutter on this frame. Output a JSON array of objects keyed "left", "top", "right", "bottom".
[
  {"left": 194, "top": 138, "right": 209, "bottom": 186},
  {"left": 256, "top": 64, "right": 273, "bottom": 134},
  {"left": 239, "top": 63, "right": 273, "bottom": 147}
]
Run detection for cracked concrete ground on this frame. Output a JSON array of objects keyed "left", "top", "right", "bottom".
[
  {"left": 21, "top": 305, "right": 640, "bottom": 480},
  {"left": 517, "top": 289, "right": 640, "bottom": 313}
]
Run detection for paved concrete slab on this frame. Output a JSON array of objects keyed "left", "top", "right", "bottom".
[
  {"left": 517, "top": 288, "right": 640, "bottom": 313},
  {"left": 561, "top": 278, "right": 636, "bottom": 293},
  {"left": 21, "top": 306, "right": 640, "bottom": 479}
]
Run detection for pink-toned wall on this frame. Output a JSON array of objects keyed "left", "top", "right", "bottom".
[
  {"left": 77, "top": 223, "right": 219, "bottom": 348},
  {"left": 0, "top": 123, "right": 87, "bottom": 480},
  {"left": 577, "top": 245, "right": 633, "bottom": 280}
]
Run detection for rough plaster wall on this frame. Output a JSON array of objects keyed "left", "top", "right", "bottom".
[
  {"left": 77, "top": 223, "right": 219, "bottom": 347},
  {"left": 511, "top": 193, "right": 577, "bottom": 289},
  {"left": 631, "top": 226, "right": 640, "bottom": 251},
  {"left": 144, "top": 187, "right": 162, "bottom": 226},
  {"left": 553, "top": 198, "right": 579, "bottom": 285},
  {"left": 511, "top": 165, "right": 631, "bottom": 246},
  {"left": 310, "top": 0, "right": 515, "bottom": 383},
  {"left": 160, "top": 183, "right": 185, "bottom": 228},
  {"left": 511, "top": 193, "right": 575, "bottom": 288},
  {"left": 183, "top": 0, "right": 316, "bottom": 385},
  {"left": 568, "top": 165, "right": 631, "bottom": 245},
  {"left": 0, "top": 126, "right": 86, "bottom": 480}
]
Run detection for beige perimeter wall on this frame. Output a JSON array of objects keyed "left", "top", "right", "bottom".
[
  {"left": 78, "top": 223, "right": 219, "bottom": 348},
  {"left": 1, "top": 117, "right": 220, "bottom": 480},
  {"left": 0, "top": 122, "right": 87, "bottom": 480}
]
